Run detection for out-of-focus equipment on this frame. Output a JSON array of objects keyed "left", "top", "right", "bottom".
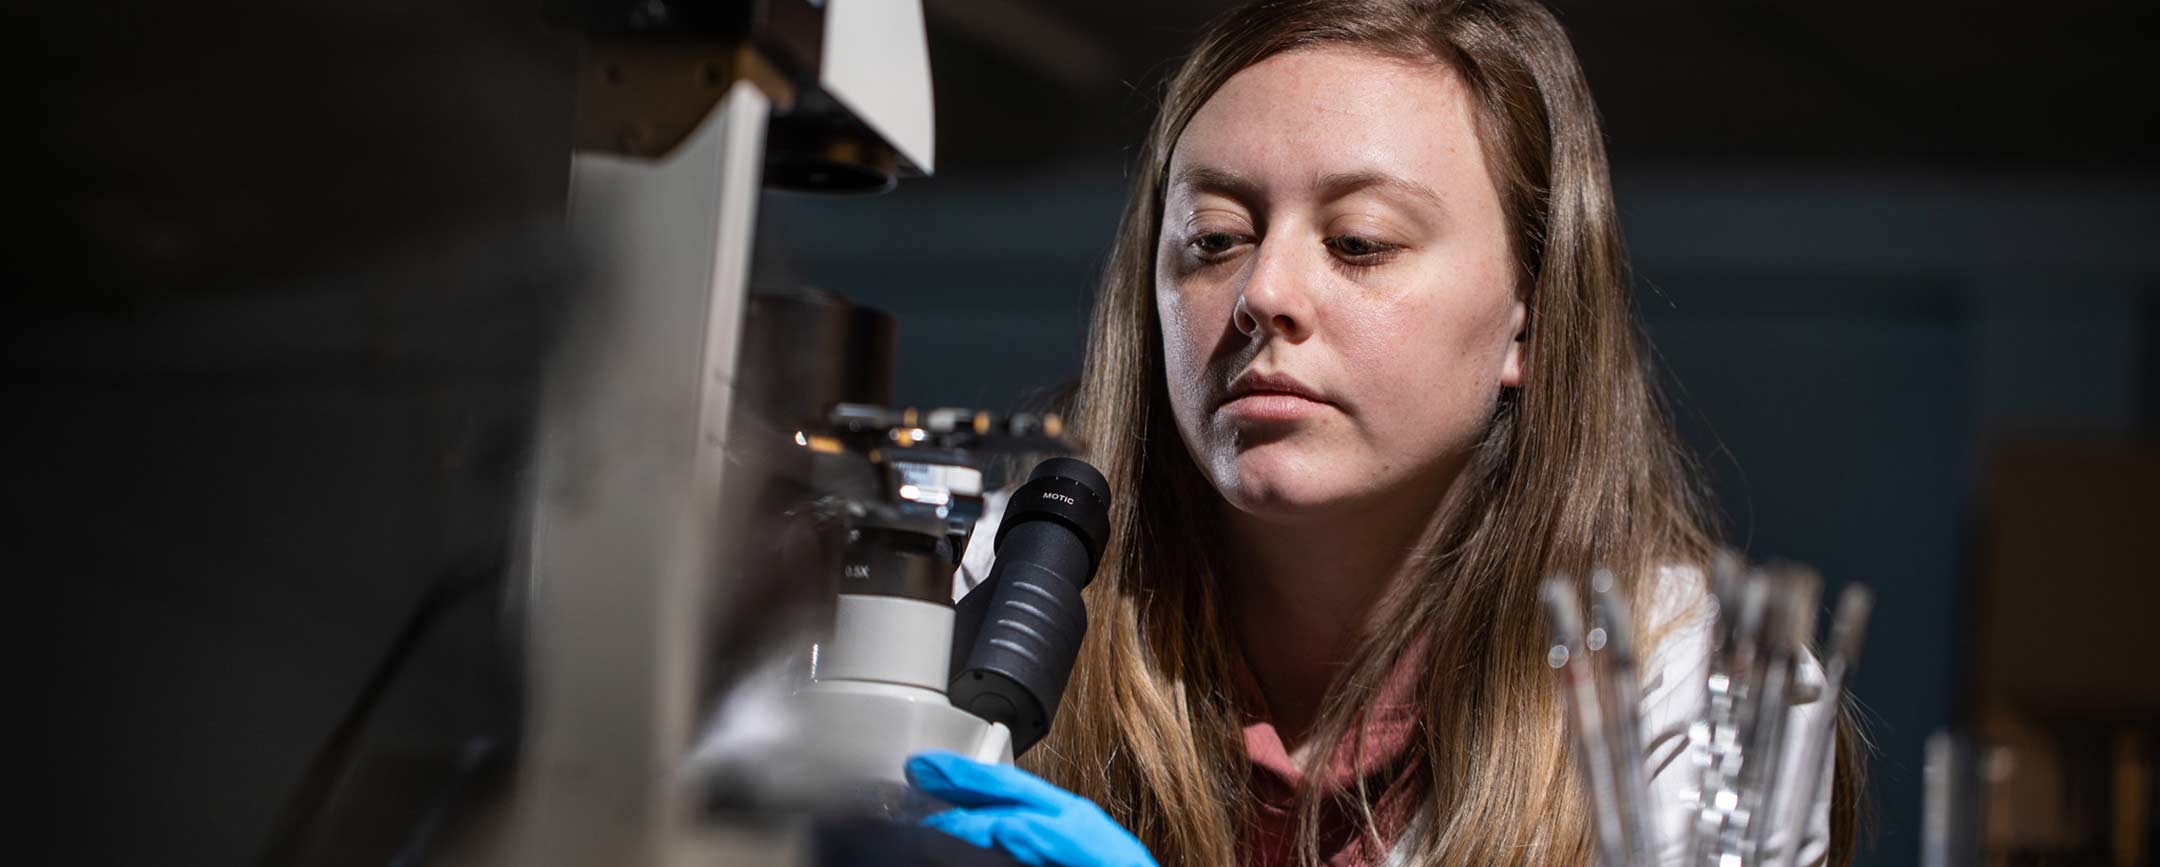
[
  {"left": 1542, "top": 560, "right": 1875, "bottom": 867},
  {"left": 375, "top": 0, "right": 1112, "bottom": 864},
  {"left": 258, "top": 0, "right": 1104, "bottom": 862},
  {"left": 495, "top": 0, "right": 941, "bottom": 862},
  {"left": 1921, "top": 440, "right": 2159, "bottom": 867}
]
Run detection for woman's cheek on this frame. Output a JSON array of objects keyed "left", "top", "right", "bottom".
[
  {"left": 1344, "top": 293, "right": 1485, "bottom": 436},
  {"left": 1333, "top": 297, "right": 1428, "bottom": 397},
  {"left": 1154, "top": 290, "right": 1212, "bottom": 431}
]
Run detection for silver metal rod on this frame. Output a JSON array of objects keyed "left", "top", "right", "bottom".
[
  {"left": 1545, "top": 576, "right": 1636, "bottom": 867},
  {"left": 1697, "top": 564, "right": 1771, "bottom": 867},
  {"left": 1588, "top": 568, "right": 1658, "bottom": 865},
  {"left": 1686, "top": 554, "right": 1746, "bottom": 865},
  {"left": 1773, "top": 584, "right": 1871, "bottom": 867},
  {"left": 1730, "top": 570, "right": 1818, "bottom": 860}
]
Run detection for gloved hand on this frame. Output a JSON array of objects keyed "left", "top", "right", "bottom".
[{"left": 905, "top": 751, "right": 1160, "bottom": 867}]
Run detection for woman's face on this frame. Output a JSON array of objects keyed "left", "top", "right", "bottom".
[{"left": 1156, "top": 47, "right": 1526, "bottom": 524}]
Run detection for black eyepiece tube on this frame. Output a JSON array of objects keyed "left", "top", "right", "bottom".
[{"left": 950, "top": 457, "right": 1111, "bottom": 756}]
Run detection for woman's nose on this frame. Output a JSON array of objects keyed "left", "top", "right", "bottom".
[{"left": 1232, "top": 239, "right": 1316, "bottom": 342}]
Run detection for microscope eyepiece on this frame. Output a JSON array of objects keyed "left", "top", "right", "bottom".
[
  {"left": 992, "top": 457, "right": 1111, "bottom": 578},
  {"left": 951, "top": 457, "right": 1112, "bottom": 757}
]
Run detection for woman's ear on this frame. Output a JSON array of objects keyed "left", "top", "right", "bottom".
[{"left": 1499, "top": 301, "right": 1528, "bottom": 388}]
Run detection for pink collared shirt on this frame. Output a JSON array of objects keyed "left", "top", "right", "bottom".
[{"left": 1233, "top": 637, "right": 1430, "bottom": 867}]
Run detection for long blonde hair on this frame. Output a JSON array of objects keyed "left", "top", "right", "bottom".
[{"left": 1025, "top": 2, "right": 1856, "bottom": 864}]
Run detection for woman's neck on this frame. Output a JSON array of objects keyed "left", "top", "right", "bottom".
[{"left": 1222, "top": 483, "right": 1449, "bottom": 754}]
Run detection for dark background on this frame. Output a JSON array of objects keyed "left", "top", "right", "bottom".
[{"left": 15, "top": 0, "right": 2158, "bottom": 864}]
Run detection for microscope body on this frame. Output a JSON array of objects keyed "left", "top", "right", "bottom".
[
  {"left": 501, "top": 1, "right": 961, "bottom": 863},
  {"left": 256, "top": 3, "right": 1103, "bottom": 864},
  {"left": 498, "top": 0, "right": 1109, "bottom": 861},
  {"left": 773, "top": 414, "right": 1110, "bottom": 802},
  {"left": 799, "top": 601, "right": 1017, "bottom": 775},
  {"left": 793, "top": 440, "right": 1018, "bottom": 794}
]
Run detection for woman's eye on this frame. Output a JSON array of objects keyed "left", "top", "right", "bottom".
[
  {"left": 1326, "top": 234, "right": 1394, "bottom": 258},
  {"left": 1190, "top": 232, "right": 1240, "bottom": 257}
]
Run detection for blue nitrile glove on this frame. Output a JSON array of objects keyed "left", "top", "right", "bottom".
[{"left": 905, "top": 751, "right": 1160, "bottom": 867}]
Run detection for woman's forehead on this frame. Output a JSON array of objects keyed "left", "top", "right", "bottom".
[{"left": 1167, "top": 46, "right": 1488, "bottom": 207}]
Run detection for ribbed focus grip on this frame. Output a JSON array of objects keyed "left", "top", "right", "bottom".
[{"left": 951, "top": 458, "right": 1112, "bottom": 756}]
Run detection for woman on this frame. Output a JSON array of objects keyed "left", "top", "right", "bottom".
[{"left": 907, "top": 1, "right": 1860, "bottom": 865}]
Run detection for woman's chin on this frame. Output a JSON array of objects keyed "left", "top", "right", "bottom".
[{"left": 1209, "top": 446, "right": 1362, "bottom": 522}]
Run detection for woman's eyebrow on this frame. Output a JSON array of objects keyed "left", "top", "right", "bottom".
[
  {"left": 1170, "top": 165, "right": 1264, "bottom": 205},
  {"left": 1317, "top": 169, "right": 1446, "bottom": 212}
]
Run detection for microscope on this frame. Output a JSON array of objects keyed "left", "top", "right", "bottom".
[
  {"left": 750, "top": 406, "right": 1110, "bottom": 804},
  {"left": 255, "top": 3, "right": 1101, "bottom": 861},
  {"left": 453, "top": 0, "right": 1100, "bottom": 863}
]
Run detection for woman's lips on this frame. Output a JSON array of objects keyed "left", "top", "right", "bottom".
[
  {"left": 1219, "top": 370, "right": 1334, "bottom": 422},
  {"left": 1219, "top": 390, "right": 1332, "bottom": 421}
]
